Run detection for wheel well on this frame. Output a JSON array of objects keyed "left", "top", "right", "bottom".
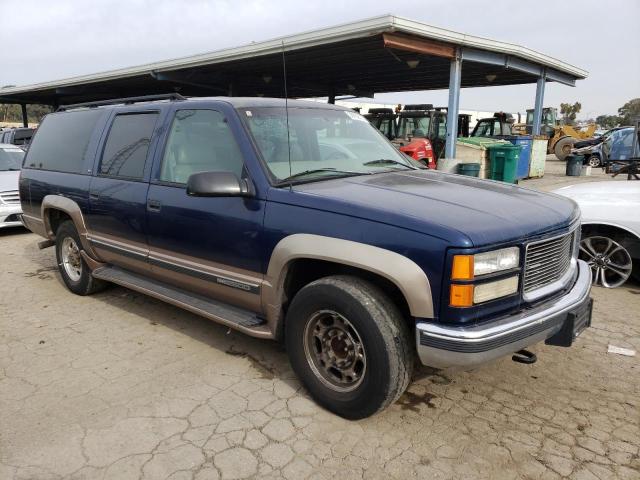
[
  {"left": 582, "top": 223, "right": 638, "bottom": 242},
  {"left": 46, "top": 209, "right": 72, "bottom": 237},
  {"left": 582, "top": 224, "right": 640, "bottom": 257},
  {"left": 279, "top": 258, "right": 413, "bottom": 337}
]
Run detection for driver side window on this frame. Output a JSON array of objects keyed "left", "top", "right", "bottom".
[{"left": 160, "top": 109, "right": 244, "bottom": 184}]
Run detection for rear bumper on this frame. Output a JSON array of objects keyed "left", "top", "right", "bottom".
[
  {"left": 416, "top": 260, "right": 592, "bottom": 368},
  {"left": 0, "top": 203, "right": 23, "bottom": 229}
]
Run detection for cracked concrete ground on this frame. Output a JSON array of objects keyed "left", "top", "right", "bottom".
[{"left": 1, "top": 160, "right": 639, "bottom": 479}]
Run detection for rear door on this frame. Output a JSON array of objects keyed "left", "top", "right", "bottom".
[
  {"left": 145, "top": 106, "right": 265, "bottom": 312},
  {"left": 85, "top": 110, "right": 162, "bottom": 274}
]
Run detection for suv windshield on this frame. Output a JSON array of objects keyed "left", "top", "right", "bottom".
[
  {"left": 0, "top": 146, "right": 24, "bottom": 171},
  {"left": 242, "top": 107, "right": 415, "bottom": 183}
]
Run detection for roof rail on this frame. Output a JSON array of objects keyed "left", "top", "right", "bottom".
[{"left": 56, "top": 93, "right": 186, "bottom": 112}]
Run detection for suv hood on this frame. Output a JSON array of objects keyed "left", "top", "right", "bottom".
[{"left": 286, "top": 170, "right": 579, "bottom": 247}]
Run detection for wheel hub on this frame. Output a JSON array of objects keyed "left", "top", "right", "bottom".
[
  {"left": 304, "top": 310, "right": 366, "bottom": 392},
  {"left": 61, "top": 237, "right": 82, "bottom": 282},
  {"left": 579, "top": 236, "right": 632, "bottom": 288}
]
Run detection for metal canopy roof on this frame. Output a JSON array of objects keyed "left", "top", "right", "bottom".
[{"left": 0, "top": 15, "right": 587, "bottom": 106}]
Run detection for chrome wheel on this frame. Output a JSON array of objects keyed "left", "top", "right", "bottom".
[
  {"left": 579, "top": 236, "right": 632, "bottom": 288},
  {"left": 303, "top": 310, "right": 366, "bottom": 392},
  {"left": 587, "top": 156, "right": 601, "bottom": 168},
  {"left": 61, "top": 236, "right": 82, "bottom": 282}
]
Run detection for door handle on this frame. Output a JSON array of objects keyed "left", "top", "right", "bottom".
[
  {"left": 147, "top": 199, "right": 162, "bottom": 212},
  {"left": 89, "top": 193, "right": 99, "bottom": 200}
]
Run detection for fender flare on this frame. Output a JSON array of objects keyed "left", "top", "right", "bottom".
[
  {"left": 41, "top": 195, "right": 99, "bottom": 258},
  {"left": 262, "top": 234, "right": 434, "bottom": 332}
]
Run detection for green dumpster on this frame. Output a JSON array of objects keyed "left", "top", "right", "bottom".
[
  {"left": 565, "top": 154, "right": 584, "bottom": 176},
  {"left": 487, "top": 144, "right": 521, "bottom": 183},
  {"left": 457, "top": 162, "right": 481, "bottom": 177}
]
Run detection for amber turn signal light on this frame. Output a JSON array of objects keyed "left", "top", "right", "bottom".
[
  {"left": 452, "top": 255, "right": 474, "bottom": 280},
  {"left": 450, "top": 284, "right": 474, "bottom": 307}
]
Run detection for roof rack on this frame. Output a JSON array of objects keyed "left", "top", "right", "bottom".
[
  {"left": 367, "top": 108, "right": 394, "bottom": 115},
  {"left": 56, "top": 93, "right": 186, "bottom": 112},
  {"left": 403, "top": 104, "right": 433, "bottom": 111}
]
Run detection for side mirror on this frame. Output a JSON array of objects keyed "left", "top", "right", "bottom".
[{"left": 186, "top": 171, "right": 252, "bottom": 197}]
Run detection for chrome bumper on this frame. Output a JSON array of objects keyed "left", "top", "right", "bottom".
[{"left": 416, "top": 260, "right": 592, "bottom": 369}]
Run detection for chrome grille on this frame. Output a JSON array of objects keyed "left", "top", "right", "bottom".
[
  {"left": 0, "top": 190, "right": 20, "bottom": 204},
  {"left": 523, "top": 232, "right": 574, "bottom": 294}
]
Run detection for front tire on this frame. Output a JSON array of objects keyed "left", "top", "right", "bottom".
[
  {"left": 55, "top": 220, "right": 107, "bottom": 295},
  {"left": 554, "top": 136, "right": 576, "bottom": 161},
  {"left": 285, "top": 276, "right": 413, "bottom": 419}
]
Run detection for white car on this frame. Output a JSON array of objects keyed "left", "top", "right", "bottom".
[
  {"left": 553, "top": 181, "right": 640, "bottom": 288},
  {"left": 0, "top": 143, "right": 25, "bottom": 229}
]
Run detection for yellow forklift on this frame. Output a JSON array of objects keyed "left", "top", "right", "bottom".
[{"left": 512, "top": 108, "right": 596, "bottom": 160}]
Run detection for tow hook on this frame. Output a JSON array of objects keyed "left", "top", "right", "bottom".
[{"left": 512, "top": 349, "right": 537, "bottom": 364}]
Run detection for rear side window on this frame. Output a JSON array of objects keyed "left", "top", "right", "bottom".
[
  {"left": 100, "top": 113, "right": 158, "bottom": 179},
  {"left": 24, "top": 110, "right": 103, "bottom": 172}
]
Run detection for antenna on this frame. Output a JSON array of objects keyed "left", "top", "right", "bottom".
[{"left": 281, "top": 41, "right": 293, "bottom": 189}]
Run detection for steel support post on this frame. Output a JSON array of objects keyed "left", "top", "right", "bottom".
[
  {"left": 445, "top": 50, "right": 462, "bottom": 158},
  {"left": 21, "top": 104, "right": 28, "bottom": 127},
  {"left": 532, "top": 72, "right": 546, "bottom": 135}
]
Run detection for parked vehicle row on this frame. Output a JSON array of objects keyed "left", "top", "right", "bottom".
[
  {"left": 19, "top": 95, "right": 593, "bottom": 418},
  {"left": 0, "top": 127, "right": 35, "bottom": 149},
  {"left": 364, "top": 104, "right": 470, "bottom": 167},
  {"left": 0, "top": 143, "right": 25, "bottom": 229}
]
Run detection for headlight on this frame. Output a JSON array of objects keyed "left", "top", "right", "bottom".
[
  {"left": 473, "top": 276, "right": 519, "bottom": 304},
  {"left": 473, "top": 247, "right": 520, "bottom": 276},
  {"left": 452, "top": 247, "right": 520, "bottom": 279},
  {"left": 449, "top": 247, "right": 521, "bottom": 307}
]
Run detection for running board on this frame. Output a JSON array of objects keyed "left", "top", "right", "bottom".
[{"left": 92, "top": 266, "right": 270, "bottom": 336}]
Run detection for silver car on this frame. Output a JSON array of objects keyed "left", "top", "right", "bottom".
[{"left": 0, "top": 143, "right": 25, "bottom": 228}]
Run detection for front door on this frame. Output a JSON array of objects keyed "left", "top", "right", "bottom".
[
  {"left": 86, "top": 111, "right": 160, "bottom": 274},
  {"left": 145, "top": 108, "right": 265, "bottom": 313}
]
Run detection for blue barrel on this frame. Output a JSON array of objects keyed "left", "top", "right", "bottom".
[{"left": 496, "top": 135, "right": 533, "bottom": 179}]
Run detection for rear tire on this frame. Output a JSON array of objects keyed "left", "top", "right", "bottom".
[
  {"left": 285, "top": 275, "right": 413, "bottom": 419},
  {"left": 554, "top": 136, "right": 576, "bottom": 161},
  {"left": 55, "top": 220, "right": 107, "bottom": 295}
]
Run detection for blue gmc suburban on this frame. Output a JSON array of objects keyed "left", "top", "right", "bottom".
[{"left": 19, "top": 95, "right": 593, "bottom": 419}]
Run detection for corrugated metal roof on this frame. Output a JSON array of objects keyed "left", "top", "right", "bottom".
[{"left": 0, "top": 14, "right": 587, "bottom": 102}]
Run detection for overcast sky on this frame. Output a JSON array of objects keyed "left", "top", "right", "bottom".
[{"left": 2, "top": 0, "right": 638, "bottom": 118}]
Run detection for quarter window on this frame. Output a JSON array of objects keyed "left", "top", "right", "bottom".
[
  {"left": 160, "top": 110, "right": 244, "bottom": 184},
  {"left": 24, "top": 109, "right": 103, "bottom": 173},
  {"left": 100, "top": 113, "right": 158, "bottom": 179}
]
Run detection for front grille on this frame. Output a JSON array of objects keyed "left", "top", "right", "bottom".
[
  {"left": 0, "top": 190, "right": 20, "bottom": 204},
  {"left": 523, "top": 231, "right": 574, "bottom": 294}
]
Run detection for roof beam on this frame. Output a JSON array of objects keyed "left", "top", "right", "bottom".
[
  {"left": 461, "top": 47, "right": 506, "bottom": 66},
  {"left": 383, "top": 33, "right": 455, "bottom": 59},
  {"left": 545, "top": 69, "right": 576, "bottom": 87}
]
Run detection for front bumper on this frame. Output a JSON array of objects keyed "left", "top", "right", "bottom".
[
  {"left": 416, "top": 259, "right": 592, "bottom": 368},
  {"left": 0, "top": 203, "right": 23, "bottom": 229}
]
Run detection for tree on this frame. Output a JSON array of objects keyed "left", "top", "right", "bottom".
[
  {"left": 560, "top": 102, "right": 582, "bottom": 125},
  {"left": 596, "top": 114, "right": 622, "bottom": 129},
  {"left": 618, "top": 98, "right": 640, "bottom": 125},
  {"left": 0, "top": 103, "right": 53, "bottom": 124}
]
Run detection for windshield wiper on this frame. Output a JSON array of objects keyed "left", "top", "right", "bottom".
[
  {"left": 276, "top": 168, "right": 366, "bottom": 185},
  {"left": 363, "top": 159, "right": 418, "bottom": 169}
]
